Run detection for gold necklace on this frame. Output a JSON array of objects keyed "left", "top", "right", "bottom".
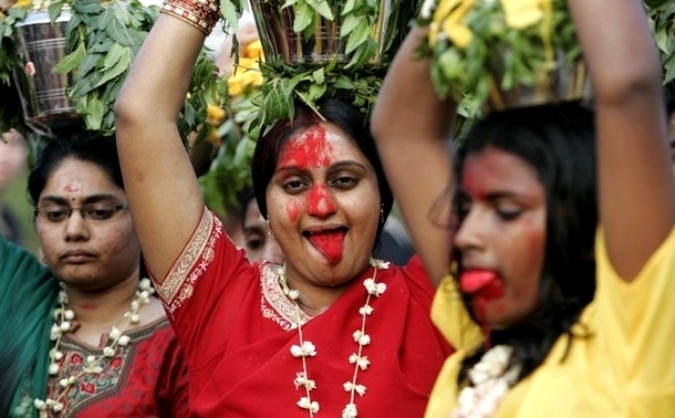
[
  {"left": 278, "top": 258, "right": 390, "bottom": 418},
  {"left": 33, "top": 279, "right": 156, "bottom": 417}
]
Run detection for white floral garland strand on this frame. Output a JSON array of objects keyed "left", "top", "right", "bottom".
[
  {"left": 279, "top": 258, "right": 389, "bottom": 418},
  {"left": 33, "top": 279, "right": 156, "bottom": 417},
  {"left": 451, "top": 345, "right": 522, "bottom": 418}
]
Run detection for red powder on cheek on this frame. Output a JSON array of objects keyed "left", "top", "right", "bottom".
[
  {"left": 278, "top": 126, "right": 332, "bottom": 169},
  {"left": 285, "top": 201, "right": 302, "bottom": 222}
]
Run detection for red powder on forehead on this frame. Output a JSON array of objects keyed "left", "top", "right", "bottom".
[
  {"left": 63, "top": 183, "right": 81, "bottom": 193},
  {"left": 278, "top": 125, "right": 332, "bottom": 169}
]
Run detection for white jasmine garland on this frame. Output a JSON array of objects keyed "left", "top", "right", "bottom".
[
  {"left": 451, "top": 345, "right": 522, "bottom": 418},
  {"left": 279, "top": 258, "right": 389, "bottom": 417},
  {"left": 34, "top": 279, "right": 155, "bottom": 416}
]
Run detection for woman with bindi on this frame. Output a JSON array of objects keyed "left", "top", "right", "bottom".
[
  {"left": 0, "top": 134, "right": 189, "bottom": 417},
  {"left": 114, "top": 1, "right": 453, "bottom": 415},
  {"left": 372, "top": 0, "right": 675, "bottom": 416}
]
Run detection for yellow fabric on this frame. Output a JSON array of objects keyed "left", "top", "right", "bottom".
[{"left": 427, "top": 227, "right": 675, "bottom": 417}]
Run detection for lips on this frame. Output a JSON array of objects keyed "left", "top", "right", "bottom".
[
  {"left": 61, "top": 250, "right": 95, "bottom": 264},
  {"left": 305, "top": 227, "right": 347, "bottom": 264}
]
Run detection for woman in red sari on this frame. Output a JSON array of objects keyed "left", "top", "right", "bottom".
[{"left": 114, "top": 3, "right": 453, "bottom": 417}]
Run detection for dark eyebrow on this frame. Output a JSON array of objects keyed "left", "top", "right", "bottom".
[
  {"left": 38, "top": 194, "right": 122, "bottom": 206},
  {"left": 276, "top": 160, "right": 367, "bottom": 174}
]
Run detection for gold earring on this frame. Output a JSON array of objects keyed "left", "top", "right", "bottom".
[{"left": 380, "top": 205, "right": 385, "bottom": 225}]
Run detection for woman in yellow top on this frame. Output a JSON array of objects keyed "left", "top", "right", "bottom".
[{"left": 372, "top": 0, "right": 675, "bottom": 416}]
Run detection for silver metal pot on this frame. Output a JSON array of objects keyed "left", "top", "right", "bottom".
[
  {"left": 13, "top": 9, "right": 81, "bottom": 136},
  {"left": 249, "top": 0, "right": 392, "bottom": 65}
]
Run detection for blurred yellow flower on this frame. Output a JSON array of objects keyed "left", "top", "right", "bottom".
[
  {"left": 16, "top": 0, "right": 33, "bottom": 7},
  {"left": 206, "top": 104, "right": 226, "bottom": 126},
  {"left": 244, "top": 40, "right": 264, "bottom": 61},
  {"left": 228, "top": 58, "right": 263, "bottom": 97},
  {"left": 501, "top": 0, "right": 545, "bottom": 29},
  {"left": 429, "top": 0, "right": 475, "bottom": 49}
]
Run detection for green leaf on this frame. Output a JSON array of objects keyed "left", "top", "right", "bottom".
[
  {"left": 308, "top": 0, "right": 334, "bottom": 21},
  {"left": 91, "top": 44, "right": 131, "bottom": 89},
  {"left": 47, "top": 0, "right": 65, "bottom": 22},
  {"left": 106, "top": 19, "right": 135, "bottom": 46},
  {"left": 342, "top": 0, "right": 356, "bottom": 15},
  {"left": 83, "top": 94, "right": 104, "bottom": 131},
  {"left": 53, "top": 41, "right": 86, "bottom": 74},
  {"left": 293, "top": 2, "right": 314, "bottom": 33},
  {"left": 220, "top": 0, "right": 239, "bottom": 34},
  {"left": 339, "top": 14, "right": 360, "bottom": 37},
  {"left": 344, "top": 20, "right": 370, "bottom": 54},
  {"left": 308, "top": 82, "right": 327, "bottom": 101},
  {"left": 345, "top": 37, "right": 376, "bottom": 69},
  {"left": 312, "top": 67, "right": 325, "bottom": 84}
]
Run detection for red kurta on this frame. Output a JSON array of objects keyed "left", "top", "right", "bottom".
[
  {"left": 154, "top": 209, "right": 452, "bottom": 417},
  {"left": 45, "top": 318, "right": 189, "bottom": 417}
]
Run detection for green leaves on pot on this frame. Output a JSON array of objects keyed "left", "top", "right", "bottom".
[{"left": 48, "top": 0, "right": 157, "bottom": 135}]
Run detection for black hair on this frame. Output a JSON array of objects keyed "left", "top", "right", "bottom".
[
  {"left": 456, "top": 102, "right": 598, "bottom": 383},
  {"left": 28, "top": 133, "right": 123, "bottom": 206},
  {"left": 251, "top": 98, "right": 394, "bottom": 249},
  {"left": 665, "top": 82, "right": 675, "bottom": 117}
]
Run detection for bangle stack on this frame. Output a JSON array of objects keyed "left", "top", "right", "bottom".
[{"left": 161, "top": 0, "right": 219, "bottom": 35}]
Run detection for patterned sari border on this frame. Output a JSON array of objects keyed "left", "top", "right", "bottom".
[{"left": 156, "top": 209, "right": 222, "bottom": 313}]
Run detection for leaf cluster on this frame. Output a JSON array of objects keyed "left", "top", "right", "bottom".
[
  {"left": 50, "top": 0, "right": 158, "bottom": 134},
  {"left": 0, "top": 6, "right": 30, "bottom": 133},
  {"left": 420, "top": 0, "right": 579, "bottom": 107},
  {"left": 251, "top": 60, "right": 385, "bottom": 137},
  {"left": 646, "top": 0, "right": 675, "bottom": 84},
  {"left": 250, "top": 0, "right": 418, "bottom": 130}
]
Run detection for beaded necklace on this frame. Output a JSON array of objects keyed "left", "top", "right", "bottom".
[
  {"left": 278, "top": 258, "right": 389, "bottom": 418},
  {"left": 33, "top": 278, "right": 156, "bottom": 417}
]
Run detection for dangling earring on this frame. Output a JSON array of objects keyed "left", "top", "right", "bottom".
[
  {"left": 266, "top": 217, "right": 272, "bottom": 238},
  {"left": 380, "top": 204, "right": 385, "bottom": 225}
]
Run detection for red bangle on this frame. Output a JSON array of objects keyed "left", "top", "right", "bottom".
[{"left": 161, "top": 0, "right": 219, "bottom": 35}]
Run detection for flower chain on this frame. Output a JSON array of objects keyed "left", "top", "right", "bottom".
[
  {"left": 279, "top": 258, "right": 390, "bottom": 418},
  {"left": 451, "top": 345, "right": 522, "bottom": 418},
  {"left": 33, "top": 279, "right": 156, "bottom": 416}
]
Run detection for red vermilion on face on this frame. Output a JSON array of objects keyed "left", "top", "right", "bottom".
[
  {"left": 454, "top": 146, "right": 546, "bottom": 329},
  {"left": 278, "top": 125, "right": 332, "bottom": 170},
  {"left": 307, "top": 183, "right": 337, "bottom": 217},
  {"left": 277, "top": 125, "right": 344, "bottom": 263}
]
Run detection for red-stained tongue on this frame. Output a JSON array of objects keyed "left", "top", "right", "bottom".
[
  {"left": 459, "top": 270, "right": 505, "bottom": 330},
  {"left": 460, "top": 270, "right": 499, "bottom": 294},
  {"left": 308, "top": 230, "right": 345, "bottom": 264}
]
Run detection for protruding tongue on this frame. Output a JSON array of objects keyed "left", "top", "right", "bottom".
[
  {"left": 308, "top": 230, "right": 345, "bottom": 264},
  {"left": 459, "top": 270, "right": 505, "bottom": 329},
  {"left": 460, "top": 270, "right": 500, "bottom": 294}
]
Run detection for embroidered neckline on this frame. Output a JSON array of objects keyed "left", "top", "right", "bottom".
[
  {"left": 277, "top": 258, "right": 390, "bottom": 418},
  {"left": 33, "top": 279, "right": 156, "bottom": 417},
  {"left": 451, "top": 345, "right": 522, "bottom": 418}
]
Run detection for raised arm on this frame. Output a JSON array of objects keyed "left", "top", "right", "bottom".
[
  {"left": 569, "top": 0, "right": 675, "bottom": 280},
  {"left": 114, "top": 15, "right": 207, "bottom": 281},
  {"left": 371, "top": 28, "right": 457, "bottom": 283}
]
